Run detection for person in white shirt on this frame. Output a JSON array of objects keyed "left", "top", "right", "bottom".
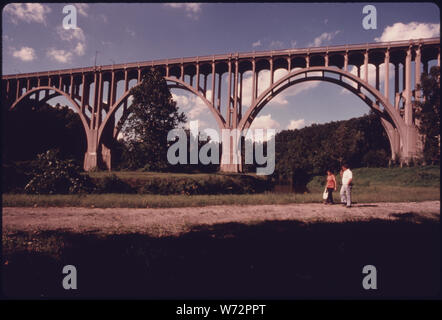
[{"left": 340, "top": 164, "right": 353, "bottom": 208}]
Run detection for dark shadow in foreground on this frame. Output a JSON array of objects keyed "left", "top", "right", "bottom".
[{"left": 2, "top": 213, "right": 440, "bottom": 299}]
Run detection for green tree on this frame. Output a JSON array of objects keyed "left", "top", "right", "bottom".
[
  {"left": 3, "top": 101, "right": 86, "bottom": 164},
  {"left": 123, "top": 69, "right": 186, "bottom": 171},
  {"left": 414, "top": 66, "right": 440, "bottom": 164}
]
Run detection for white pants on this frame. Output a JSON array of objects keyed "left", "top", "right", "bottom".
[{"left": 340, "top": 184, "right": 352, "bottom": 206}]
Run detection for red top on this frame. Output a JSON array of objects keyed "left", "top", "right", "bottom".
[{"left": 326, "top": 174, "right": 336, "bottom": 189}]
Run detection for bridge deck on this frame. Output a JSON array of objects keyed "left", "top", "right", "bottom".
[{"left": 2, "top": 37, "right": 439, "bottom": 80}]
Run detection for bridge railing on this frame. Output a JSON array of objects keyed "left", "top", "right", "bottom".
[{"left": 2, "top": 37, "right": 439, "bottom": 80}]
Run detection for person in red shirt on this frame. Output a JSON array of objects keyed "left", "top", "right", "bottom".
[{"left": 324, "top": 169, "right": 337, "bottom": 204}]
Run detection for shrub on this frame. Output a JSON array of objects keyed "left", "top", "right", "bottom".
[
  {"left": 93, "top": 174, "right": 136, "bottom": 194},
  {"left": 136, "top": 174, "right": 273, "bottom": 195},
  {"left": 24, "top": 149, "right": 94, "bottom": 194}
]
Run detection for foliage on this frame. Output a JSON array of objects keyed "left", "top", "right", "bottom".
[
  {"left": 24, "top": 149, "right": 94, "bottom": 194},
  {"left": 3, "top": 102, "right": 86, "bottom": 164},
  {"left": 90, "top": 172, "right": 272, "bottom": 195},
  {"left": 122, "top": 68, "right": 186, "bottom": 171},
  {"left": 272, "top": 113, "right": 391, "bottom": 182},
  {"left": 414, "top": 66, "right": 440, "bottom": 164},
  {"left": 92, "top": 174, "right": 136, "bottom": 194}
]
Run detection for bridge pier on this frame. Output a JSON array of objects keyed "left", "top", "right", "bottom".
[
  {"left": 220, "top": 131, "right": 242, "bottom": 173},
  {"left": 84, "top": 151, "right": 98, "bottom": 171},
  {"left": 84, "top": 144, "right": 112, "bottom": 171},
  {"left": 401, "top": 125, "right": 423, "bottom": 164},
  {"left": 84, "top": 129, "right": 112, "bottom": 171}
]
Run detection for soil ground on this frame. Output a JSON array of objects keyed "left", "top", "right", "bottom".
[{"left": 3, "top": 201, "right": 440, "bottom": 237}]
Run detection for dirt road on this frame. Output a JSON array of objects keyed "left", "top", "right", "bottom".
[{"left": 3, "top": 201, "right": 439, "bottom": 237}]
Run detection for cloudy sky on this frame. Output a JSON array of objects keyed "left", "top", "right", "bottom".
[{"left": 2, "top": 3, "right": 440, "bottom": 138}]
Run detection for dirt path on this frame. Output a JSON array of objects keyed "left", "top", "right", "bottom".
[{"left": 3, "top": 201, "right": 440, "bottom": 237}]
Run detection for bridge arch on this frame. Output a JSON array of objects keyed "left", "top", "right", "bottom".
[
  {"left": 97, "top": 76, "right": 225, "bottom": 146},
  {"left": 238, "top": 66, "right": 407, "bottom": 160},
  {"left": 9, "top": 86, "right": 91, "bottom": 143}
]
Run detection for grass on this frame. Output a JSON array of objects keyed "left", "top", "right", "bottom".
[
  {"left": 307, "top": 165, "right": 440, "bottom": 191},
  {"left": 2, "top": 186, "right": 439, "bottom": 208},
  {"left": 3, "top": 166, "right": 439, "bottom": 208}
]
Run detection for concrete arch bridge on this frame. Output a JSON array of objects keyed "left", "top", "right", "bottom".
[{"left": 2, "top": 37, "right": 439, "bottom": 171}]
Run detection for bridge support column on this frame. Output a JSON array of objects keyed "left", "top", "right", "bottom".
[
  {"left": 83, "top": 129, "right": 112, "bottom": 171},
  {"left": 401, "top": 125, "right": 423, "bottom": 164},
  {"left": 220, "top": 129, "right": 242, "bottom": 173},
  {"left": 101, "top": 144, "right": 112, "bottom": 170},
  {"left": 84, "top": 129, "right": 99, "bottom": 171}
]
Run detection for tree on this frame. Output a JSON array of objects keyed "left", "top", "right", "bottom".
[
  {"left": 414, "top": 66, "right": 440, "bottom": 164},
  {"left": 273, "top": 113, "right": 390, "bottom": 182},
  {"left": 123, "top": 69, "right": 186, "bottom": 171},
  {"left": 3, "top": 101, "right": 86, "bottom": 165}
]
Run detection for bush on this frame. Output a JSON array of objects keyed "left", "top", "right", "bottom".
[
  {"left": 93, "top": 174, "right": 136, "bottom": 194},
  {"left": 24, "top": 150, "right": 94, "bottom": 194},
  {"left": 136, "top": 174, "right": 273, "bottom": 195}
]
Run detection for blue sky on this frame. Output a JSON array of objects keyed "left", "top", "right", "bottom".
[{"left": 2, "top": 3, "right": 440, "bottom": 137}]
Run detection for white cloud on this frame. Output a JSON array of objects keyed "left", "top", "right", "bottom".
[
  {"left": 309, "top": 30, "right": 340, "bottom": 47},
  {"left": 375, "top": 22, "right": 440, "bottom": 42},
  {"left": 290, "top": 40, "right": 297, "bottom": 48},
  {"left": 250, "top": 114, "right": 280, "bottom": 130},
  {"left": 270, "top": 40, "right": 284, "bottom": 49},
  {"left": 74, "top": 42, "right": 86, "bottom": 56},
  {"left": 287, "top": 119, "right": 306, "bottom": 130},
  {"left": 4, "top": 3, "right": 51, "bottom": 25},
  {"left": 74, "top": 3, "right": 89, "bottom": 17},
  {"left": 12, "top": 46, "right": 36, "bottom": 62},
  {"left": 249, "top": 114, "right": 280, "bottom": 142},
  {"left": 172, "top": 91, "right": 212, "bottom": 120},
  {"left": 252, "top": 40, "right": 262, "bottom": 48},
  {"left": 164, "top": 3, "right": 202, "bottom": 20},
  {"left": 56, "top": 26, "right": 86, "bottom": 57},
  {"left": 57, "top": 25, "right": 85, "bottom": 42},
  {"left": 47, "top": 49, "right": 73, "bottom": 63},
  {"left": 183, "top": 119, "right": 209, "bottom": 131}
]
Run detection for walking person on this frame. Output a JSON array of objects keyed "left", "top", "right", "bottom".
[
  {"left": 340, "top": 164, "right": 353, "bottom": 208},
  {"left": 324, "top": 169, "right": 337, "bottom": 204}
]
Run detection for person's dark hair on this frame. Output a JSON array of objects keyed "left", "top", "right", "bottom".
[{"left": 342, "top": 163, "right": 349, "bottom": 169}]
